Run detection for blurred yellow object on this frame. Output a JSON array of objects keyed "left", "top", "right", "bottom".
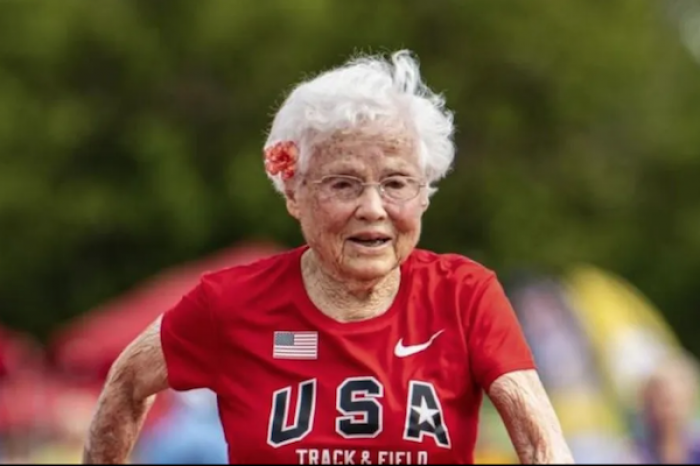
[
  {"left": 549, "top": 390, "right": 623, "bottom": 435},
  {"left": 474, "top": 449, "right": 518, "bottom": 464},
  {"left": 28, "top": 442, "right": 83, "bottom": 464},
  {"left": 28, "top": 442, "right": 136, "bottom": 464},
  {"left": 563, "top": 264, "right": 683, "bottom": 409}
]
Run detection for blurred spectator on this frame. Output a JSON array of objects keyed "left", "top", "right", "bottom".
[
  {"left": 134, "top": 389, "right": 227, "bottom": 464},
  {"left": 631, "top": 352, "right": 700, "bottom": 464}
]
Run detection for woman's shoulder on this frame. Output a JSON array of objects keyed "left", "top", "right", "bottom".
[
  {"left": 408, "top": 248, "right": 496, "bottom": 281},
  {"left": 198, "top": 246, "right": 304, "bottom": 298}
]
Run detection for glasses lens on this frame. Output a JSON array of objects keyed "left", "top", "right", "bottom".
[
  {"left": 321, "top": 176, "right": 362, "bottom": 200},
  {"left": 382, "top": 176, "right": 421, "bottom": 201}
]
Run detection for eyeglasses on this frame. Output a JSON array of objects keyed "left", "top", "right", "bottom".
[{"left": 309, "top": 175, "right": 426, "bottom": 203}]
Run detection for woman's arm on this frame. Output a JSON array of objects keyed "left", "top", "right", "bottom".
[
  {"left": 82, "top": 316, "right": 169, "bottom": 464},
  {"left": 488, "top": 369, "right": 574, "bottom": 464}
]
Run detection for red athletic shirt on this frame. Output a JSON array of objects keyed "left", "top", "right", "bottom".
[{"left": 160, "top": 245, "right": 535, "bottom": 464}]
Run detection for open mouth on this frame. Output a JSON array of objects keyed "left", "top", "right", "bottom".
[{"left": 348, "top": 236, "right": 391, "bottom": 247}]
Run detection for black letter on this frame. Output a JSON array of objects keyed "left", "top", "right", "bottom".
[
  {"left": 403, "top": 381, "right": 450, "bottom": 448},
  {"left": 336, "top": 376, "right": 383, "bottom": 438},
  {"left": 267, "top": 379, "right": 316, "bottom": 447}
]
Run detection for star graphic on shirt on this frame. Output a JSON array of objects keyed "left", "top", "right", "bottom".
[{"left": 411, "top": 398, "right": 440, "bottom": 428}]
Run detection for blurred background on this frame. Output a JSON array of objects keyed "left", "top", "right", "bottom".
[{"left": 1, "top": 0, "right": 700, "bottom": 463}]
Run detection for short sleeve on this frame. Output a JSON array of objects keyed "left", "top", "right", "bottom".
[
  {"left": 161, "top": 278, "right": 219, "bottom": 392},
  {"left": 467, "top": 272, "right": 536, "bottom": 391}
]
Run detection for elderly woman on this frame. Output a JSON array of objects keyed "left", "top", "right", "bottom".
[{"left": 83, "top": 50, "right": 573, "bottom": 464}]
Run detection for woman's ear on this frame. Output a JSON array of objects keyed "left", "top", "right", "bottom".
[
  {"left": 421, "top": 191, "right": 431, "bottom": 212},
  {"left": 284, "top": 184, "right": 301, "bottom": 220}
]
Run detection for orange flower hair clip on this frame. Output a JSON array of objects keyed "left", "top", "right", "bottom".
[{"left": 264, "top": 141, "right": 299, "bottom": 181}]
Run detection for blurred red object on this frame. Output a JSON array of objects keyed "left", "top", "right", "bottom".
[
  {"left": 48, "top": 241, "right": 281, "bottom": 380},
  {"left": 0, "top": 367, "right": 52, "bottom": 434},
  {"left": 0, "top": 366, "right": 171, "bottom": 436},
  {"left": 0, "top": 326, "right": 48, "bottom": 433},
  {"left": 0, "top": 326, "right": 42, "bottom": 379}
]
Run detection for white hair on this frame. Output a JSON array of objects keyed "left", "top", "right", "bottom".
[{"left": 263, "top": 50, "right": 456, "bottom": 194}]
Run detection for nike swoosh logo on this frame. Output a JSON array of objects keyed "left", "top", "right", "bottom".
[{"left": 394, "top": 330, "right": 445, "bottom": 358}]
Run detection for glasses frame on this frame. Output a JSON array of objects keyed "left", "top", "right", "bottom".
[{"left": 308, "top": 174, "right": 427, "bottom": 203}]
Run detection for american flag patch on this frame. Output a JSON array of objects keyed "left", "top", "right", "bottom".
[{"left": 273, "top": 331, "right": 318, "bottom": 360}]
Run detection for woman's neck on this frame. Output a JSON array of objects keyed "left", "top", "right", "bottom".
[{"left": 301, "top": 248, "right": 401, "bottom": 322}]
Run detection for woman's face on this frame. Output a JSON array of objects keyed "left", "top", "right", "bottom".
[{"left": 286, "top": 126, "right": 429, "bottom": 283}]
